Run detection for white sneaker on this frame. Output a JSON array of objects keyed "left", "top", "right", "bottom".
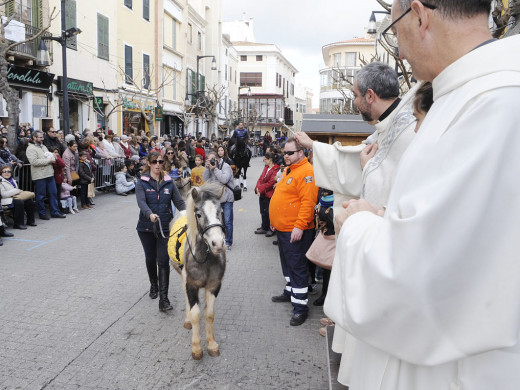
[
  {"left": 73, "top": 208, "right": 80, "bottom": 213},
  {"left": 69, "top": 210, "right": 75, "bottom": 214}
]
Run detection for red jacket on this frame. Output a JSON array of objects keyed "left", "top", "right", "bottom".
[
  {"left": 53, "top": 155, "right": 66, "bottom": 185},
  {"left": 255, "top": 164, "right": 279, "bottom": 198}
]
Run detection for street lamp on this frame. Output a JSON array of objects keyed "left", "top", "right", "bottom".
[
  {"left": 236, "top": 86, "right": 251, "bottom": 127},
  {"left": 367, "top": 10, "right": 390, "bottom": 35},
  {"left": 36, "top": 1, "right": 82, "bottom": 136},
  {"left": 195, "top": 55, "right": 217, "bottom": 137}
]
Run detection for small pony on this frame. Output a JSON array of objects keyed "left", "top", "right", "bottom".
[{"left": 171, "top": 183, "right": 227, "bottom": 360}]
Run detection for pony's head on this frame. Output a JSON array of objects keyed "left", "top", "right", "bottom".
[{"left": 186, "top": 183, "right": 226, "bottom": 255}]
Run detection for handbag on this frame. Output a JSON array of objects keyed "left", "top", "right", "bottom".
[
  {"left": 306, "top": 231, "right": 336, "bottom": 270},
  {"left": 87, "top": 183, "right": 96, "bottom": 198},
  {"left": 225, "top": 183, "right": 241, "bottom": 201},
  {"left": 13, "top": 190, "right": 35, "bottom": 201},
  {"left": 71, "top": 171, "right": 80, "bottom": 181}
]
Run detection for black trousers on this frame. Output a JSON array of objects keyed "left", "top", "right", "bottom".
[
  {"left": 12, "top": 198, "right": 35, "bottom": 226},
  {"left": 259, "top": 196, "right": 271, "bottom": 231},
  {"left": 79, "top": 183, "right": 88, "bottom": 207},
  {"left": 138, "top": 231, "right": 170, "bottom": 271}
]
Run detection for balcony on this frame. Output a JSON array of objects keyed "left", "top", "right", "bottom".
[{"left": 7, "top": 24, "right": 52, "bottom": 61}]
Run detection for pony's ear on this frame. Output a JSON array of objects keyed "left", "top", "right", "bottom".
[{"left": 191, "top": 188, "right": 199, "bottom": 200}]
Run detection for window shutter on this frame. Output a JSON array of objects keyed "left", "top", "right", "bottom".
[
  {"left": 32, "top": 0, "right": 42, "bottom": 28},
  {"left": 97, "top": 14, "right": 109, "bottom": 60},
  {"left": 125, "top": 45, "right": 133, "bottom": 84},
  {"left": 143, "top": 0, "right": 149, "bottom": 21},
  {"left": 143, "top": 54, "right": 150, "bottom": 89},
  {"left": 6, "top": 0, "right": 15, "bottom": 17},
  {"left": 65, "top": 0, "right": 77, "bottom": 50}
]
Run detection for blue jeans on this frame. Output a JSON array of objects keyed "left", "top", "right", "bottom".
[
  {"left": 34, "top": 176, "right": 60, "bottom": 216},
  {"left": 222, "top": 201, "right": 233, "bottom": 246}
]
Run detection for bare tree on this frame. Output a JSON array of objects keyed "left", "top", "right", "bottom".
[
  {"left": 0, "top": 4, "right": 57, "bottom": 149},
  {"left": 116, "top": 64, "right": 175, "bottom": 136},
  {"left": 198, "top": 83, "right": 227, "bottom": 137}
]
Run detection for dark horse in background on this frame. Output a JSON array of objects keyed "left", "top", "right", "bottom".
[{"left": 228, "top": 135, "right": 252, "bottom": 191}]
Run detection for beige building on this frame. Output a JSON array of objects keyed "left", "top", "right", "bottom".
[{"left": 319, "top": 37, "right": 376, "bottom": 114}]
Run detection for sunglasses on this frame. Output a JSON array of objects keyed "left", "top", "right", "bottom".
[
  {"left": 166, "top": 152, "right": 174, "bottom": 155},
  {"left": 150, "top": 160, "right": 164, "bottom": 165},
  {"left": 2, "top": 170, "right": 11, "bottom": 173},
  {"left": 48, "top": 131, "right": 57, "bottom": 133},
  {"left": 283, "top": 150, "right": 300, "bottom": 156}
]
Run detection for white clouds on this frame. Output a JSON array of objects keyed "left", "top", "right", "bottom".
[{"left": 222, "top": 0, "right": 386, "bottom": 107}]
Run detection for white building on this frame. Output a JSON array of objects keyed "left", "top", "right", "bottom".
[{"left": 319, "top": 37, "right": 376, "bottom": 114}]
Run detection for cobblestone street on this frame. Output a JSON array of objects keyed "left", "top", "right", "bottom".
[{"left": 0, "top": 156, "right": 329, "bottom": 390}]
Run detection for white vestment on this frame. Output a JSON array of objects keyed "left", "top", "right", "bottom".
[
  {"left": 325, "top": 35, "right": 520, "bottom": 390},
  {"left": 313, "top": 85, "right": 418, "bottom": 385}
]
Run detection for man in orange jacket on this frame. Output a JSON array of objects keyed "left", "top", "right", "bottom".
[{"left": 269, "top": 137, "right": 318, "bottom": 326}]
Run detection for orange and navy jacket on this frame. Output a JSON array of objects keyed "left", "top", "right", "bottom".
[{"left": 269, "top": 158, "right": 319, "bottom": 232}]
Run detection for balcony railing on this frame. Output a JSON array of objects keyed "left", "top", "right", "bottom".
[{"left": 8, "top": 23, "right": 52, "bottom": 60}]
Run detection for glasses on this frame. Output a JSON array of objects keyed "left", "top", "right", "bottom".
[
  {"left": 166, "top": 152, "right": 175, "bottom": 155},
  {"left": 381, "top": 2, "right": 436, "bottom": 52},
  {"left": 150, "top": 160, "right": 164, "bottom": 165},
  {"left": 1, "top": 170, "right": 11, "bottom": 174},
  {"left": 283, "top": 150, "right": 300, "bottom": 156},
  {"left": 48, "top": 131, "right": 57, "bottom": 133}
]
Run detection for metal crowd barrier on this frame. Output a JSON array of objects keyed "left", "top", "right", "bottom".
[
  {"left": 12, "top": 158, "right": 126, "bottom": 192},
  {"left": 93, "top": 157, "right": 125, "bottom": 190}
]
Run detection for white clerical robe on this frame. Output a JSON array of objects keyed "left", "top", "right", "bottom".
[
  {"left": 312, "top": 85, "right": 418, "bottom": 385},
  {"left": 325, "top": 35, "right": 520, "bottom": 390}
]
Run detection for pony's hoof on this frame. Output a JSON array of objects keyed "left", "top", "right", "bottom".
[
  {"left": 184, "top": 321, "right": 192, "bottom": 329},
  {"left": 192, "top": 350, "right": 203, "bottom": 360},
  {"left": 240, "top": 183, "right": 243, "bottom": 188},
  {"left": 208, "top": 348, "right": 220, "bottom": 357},
  {"left": 243, "top": 187, "right": 247, "bottom": 192}
]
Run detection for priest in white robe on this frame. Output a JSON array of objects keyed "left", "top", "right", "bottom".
[
  {"left": 295, "top": 63, "right": 417, "bottom": 386},
  {"left": 325, "top": 1, "right": 520, "bottom": 389}
]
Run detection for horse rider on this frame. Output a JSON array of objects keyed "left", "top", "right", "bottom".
[{"left": 229, "top": 122, "right": 251, "bottom": 157}]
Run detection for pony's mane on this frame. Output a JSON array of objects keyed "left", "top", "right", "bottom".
[
  {"left": 236, "top": 136, "right": 246, "bottom": 151},
  {"left": 186, "top": 183, "right": 224, "bottom": 242}
]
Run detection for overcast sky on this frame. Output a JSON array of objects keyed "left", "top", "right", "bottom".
[{"left": 222, "top": 0, "right": 387, "bottom": 108}]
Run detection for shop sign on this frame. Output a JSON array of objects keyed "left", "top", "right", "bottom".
[
  {"left": 58, "top": 76, "right": 93, "bottom": 96},
  {"left": 94, "top": 97, "right": 104, "bottom": 111},
  {"left": 155, "top": 106, "right": 163, "bottom": 121},
  {"left": 7, "top": 64, "right": 54, "bottom": 90},
  {"left": 122, "top": 98, "right": 153, "bottom": 111}
]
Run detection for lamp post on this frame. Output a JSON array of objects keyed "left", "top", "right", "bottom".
[
  {"left": 195, "top": 55, "right": 217, "bottom": 137},
  {"left": 36, "top": 0, "right": 82, "bottom": 136},
  {"left": 367, "top": 10, "right": 390, "bottom": 35}
]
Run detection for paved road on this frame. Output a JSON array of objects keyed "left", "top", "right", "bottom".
[{"left": 0, "top": 157, "right": 328, "bottom": 390}]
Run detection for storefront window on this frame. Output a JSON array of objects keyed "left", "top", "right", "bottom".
[{"left": 123, "top": 111, "right": 144, "bottom": 135}]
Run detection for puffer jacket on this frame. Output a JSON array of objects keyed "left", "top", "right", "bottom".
[
  {"left": 255, "top": 164, "right": 280, "bottom": 198},
  {"left": 115, "top": 172, "right": 134, "bottom": 194},
  {"left": 0, "top": 176, "right": 21, "bottom": 206},
  {"left": 135, "top": 173, "right": 186, "bottom": 233}
]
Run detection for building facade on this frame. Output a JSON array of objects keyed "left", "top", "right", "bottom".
[{"left": 319, "top": 37, "right": 375, "bottom": 114}]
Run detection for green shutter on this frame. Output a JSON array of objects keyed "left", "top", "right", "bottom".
[
  {"left": 65, "top": 0, "right": 77, "bottom": 50},
  {"left": 97, "top": 14, "right": 109, "bottom": 60},
  {"left": 143, "top": 0, "right": 150, "bottom": 21},
  {"left": 125, "top": 45, "right": 133, "bottom": 83},
  {"left": 5, "top": 0, "right": 15, "bottom": 17},
  {"left": 32, "top": 0, "right": 42, "bottom": 28},
  {"left": 143, "top": 54, "right": 150, "bottom": 89}
]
